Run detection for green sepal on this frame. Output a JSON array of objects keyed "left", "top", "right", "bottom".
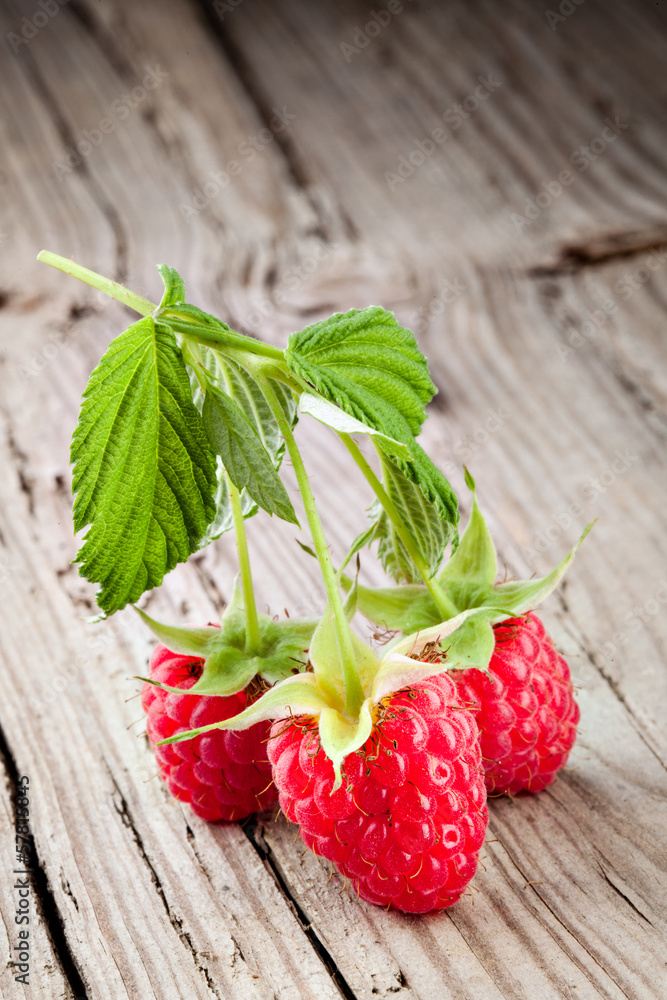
[
  {"left": 437, "top": 467, "right": 496, "bottom": 606},
  {"left": 156, "top": 674, "right": 331, "bottom": 744},
  {"left": 308, "top": 607, "right": 380, "bottom": 710},
  {"left": 484, "top": 523, "right": 594, "bottom": 615},
  {"left": 155, "top": 608, "right": 504, "bottom": 788},
  {"left": 319, "top": 702, "right": 374, "bottom": 790},
  {"left": 341, "top": 577, "right": 447, "bottom": 634},
  {"left": 351, "top": 473, "right": 593, "bottom": 631},
  {"left": 136, "top": 602, "right": 318, "bottom": 696}
]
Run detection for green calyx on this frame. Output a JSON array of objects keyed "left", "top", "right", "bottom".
[
  {"left": 136, "top": 590, "right": 318, "bottom": 697},
  {"left": 345, "top": 469, "right": 594, "bottom": 660},
  {"left": 156, "top": 604, "right": 503, "bottom": 788}
]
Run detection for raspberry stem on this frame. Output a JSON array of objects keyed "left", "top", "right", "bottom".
[
  {"left": 256, "top": 372, "right": 366, "bottom": 717},
  {"left": 227, "top": 473, "right": 261, "bottom": 653},
  {"left": 37, "top": 250, "right": 155, "bottom": 315}
]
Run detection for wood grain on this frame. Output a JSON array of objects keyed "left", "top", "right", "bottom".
[{"left": 0, "top": 0, "right": 666, "bottom": 997}]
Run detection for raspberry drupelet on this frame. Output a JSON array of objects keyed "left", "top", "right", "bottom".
[
  {"left": 454, "top": 614, "right": 579, "bottom": 795},
  {"left": 142, "top": 643, "right": 277, "bottom": 822},
  {"left": 268, "top": 673, "right": 488, "bottom": 913}
]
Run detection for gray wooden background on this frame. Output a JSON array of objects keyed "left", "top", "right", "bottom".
[{"left": 1, "top": 1, "right": 666, "bottom": 997}]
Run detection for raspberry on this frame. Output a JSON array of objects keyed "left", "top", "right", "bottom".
[
  {"left": 453, "top": 614, "right": 579, "bottom": 795},
  {"left": 268, "top": 673, "right": 487, "bottom": 913},
  {"left": 142, "top": 643, "right": 276, "bottom": 822}
]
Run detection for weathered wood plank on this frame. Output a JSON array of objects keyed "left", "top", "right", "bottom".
[{"left": 0, "top": 0, "right": 666, "bottom": 997}]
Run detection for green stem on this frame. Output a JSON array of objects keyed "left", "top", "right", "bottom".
[
  {"left": 257, "top": 375, "right": 365, "bottom": 716},
  {"left": 339, "top": 433, "right": 459, "bottom": 619},
  {"left": 227, "top": 474, "right": 261, "bottom": 653},
  {"left": 38, "top": 251, "right": 287, "bottom": 363},
  {"left": 37, "top": 251, "right": 156, "bottom": 315}
]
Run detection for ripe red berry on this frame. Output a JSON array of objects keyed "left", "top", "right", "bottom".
[
  {"left": 142, "top": 643, "right": 277, "bottom": 822},
  {"left": 453, "top": 613, "right": 579, "bottom": 795},
  {"left": 268, "top": 673, "right": 487, "bottom": 913}
]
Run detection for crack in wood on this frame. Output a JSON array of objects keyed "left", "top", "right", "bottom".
[
  {"left": 104, "top": 762, "right": 225, "bottom": 1000},
  {"left": 592, "top": 849, "right": 654, "bottom": 929},
  {"left": 3, "top": 410, "right": 35, "bottom": 516},
  {"left": 528, "top": 227, "right": 667, "bottom": 276},
  {"left": 0, "top": 717, "right": 90, "bottom": 999},
  {"left": 244, "top": 817, "right": 363, "bottom": 1000}
]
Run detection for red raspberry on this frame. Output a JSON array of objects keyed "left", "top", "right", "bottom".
[
  {"left": 268, "top": 673, "right": 487, "bottom": 913},
  {"left": 142, "top": 643, "right": 276, "bottom": 822},
  {"left": 453, "top": 613, "right": 579, "bottom": 795}
]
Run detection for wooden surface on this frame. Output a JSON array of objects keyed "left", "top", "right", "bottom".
[{"left": 1, "top": 0, "right": 666, "bottom": 997}]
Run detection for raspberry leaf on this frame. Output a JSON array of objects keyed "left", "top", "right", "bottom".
[
  {"left": 202, "top": 381, "right": 298, "bottom": 525},
  {"left": 285, "top": 307, "right": 435, "bottom": 436},
  {"left": 185, "top": 344, "right": 297, "bottom": 538},
  {"left": 157, "top": 264, "right": 186, "bottom": 307},
  {"left": 285, "top": 309, "right": 458, "bottom": 532},
  {"left": 71, "top": 317, "right": 217, "bottom": 614},
  {"left": 370, "top": 450, "right": 450, "bottom": 582},
  {"left": 299, "top": 392, "right": 409, "bottom": 461}
]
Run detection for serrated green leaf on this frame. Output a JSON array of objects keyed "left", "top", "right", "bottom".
[
  {"left": 183, "top": 343, "right": 297, "bottom": 539},
  {"left": 286, "top": 306, "right": 435, "bottom": 436},
  {"left": 371, "top": 450, "right": 449, "bottom": 583},
  {"left": 157, "top": 264, "right": 186, "bottom": 307},
  {"left": 202, "top": 382, "right": 298, "bottom": 524},
  {"left": 71, "top": 317, "right": 217, "bottom": 614},
  {"left": 286, "top": 308, "right": 458, "bottom": 535},
  {"left": 299, "top": 392, "right": 409, "bottom": 461}
]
